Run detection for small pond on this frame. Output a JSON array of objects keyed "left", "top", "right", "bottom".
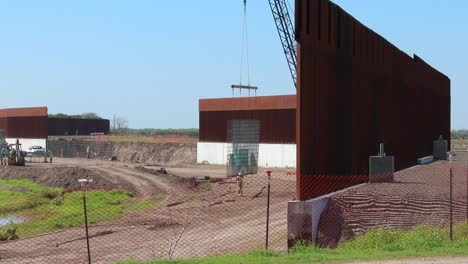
[{"left": 0, "top": 215, "right": 25, "bottom": 226}]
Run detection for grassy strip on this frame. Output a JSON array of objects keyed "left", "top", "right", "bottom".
[
  {"left": 117, "top": 225, "right": 468, "bottom": 264},
  {"left": 51, "top": 135, "right": 198, "bottom": 144},
  {"left": 0, "top": 179, "right": 62, "bottom": 214},
  {"left": 17, "top": 189, "right": 134, "bottom": 237},
  {"left": 125, "top": 194, "right": 164, "bottom": 211},
  {"left": 103, "top": 136, "right": 197, "bottom": 144},
  {"left": 0, "top": 179, "right": 162, "bottom": 237}
]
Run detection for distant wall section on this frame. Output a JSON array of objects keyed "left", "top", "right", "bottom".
[
  {"left": 198, "top": 95, "right": 297, "bottom": 168},
  {"left": 0, "top": 107, "right": 48, "bottom": 139},
  {"left": 48, "top": 118, "right": 110, "bottom": 136}
]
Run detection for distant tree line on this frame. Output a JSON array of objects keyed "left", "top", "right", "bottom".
[
  {"left": 452, "top": 129, "right": 468, "bottom": 139},
  {"left": 49, "top": 112, "right": 103, "bottom": 119},
  {"left": 126, "top": 128, "right": 199, "bottom": 137},
  {"left": 109, "top": 115, "right": 198, "bottom": 136}
]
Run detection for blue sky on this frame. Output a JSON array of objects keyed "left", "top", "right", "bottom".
[{"left": 0, "top": 0, "right": 466, "bottom": 129}]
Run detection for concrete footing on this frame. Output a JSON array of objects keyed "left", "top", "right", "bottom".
[
  {"left": 417, "top": 155, "right": 434, "bottom": 165},
  {"left": 287, "top": 183, "right": 366, "bottom": 248},
  {"left": 369, "top": 156, "right": 394, "bottom": 183},
  {"left": 287, "top": 197, "right": 329, "bottom": 248}
]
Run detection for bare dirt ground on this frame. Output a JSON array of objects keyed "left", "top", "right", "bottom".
[
  {"left": 317, "top": 151, "right": 468, "bottom": 247},
  {"left": 0, "top": 158, "right": 296, "bottom": 264}
]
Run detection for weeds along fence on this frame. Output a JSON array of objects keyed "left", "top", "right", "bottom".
[
  {"left": 0, "top": 169, "right": 296, "bottom": 263},
  {"left": 312, "top": 152, "right": 468, "bottom": 247},
  {"left": 1, "top": 153, "right": 468, "bottom": 263},
  {"left": 47, "top": 139, "right": 114, "bottom": 159},
  {"left": 46, "top": 139, "right": 197, "bottom": 165}
]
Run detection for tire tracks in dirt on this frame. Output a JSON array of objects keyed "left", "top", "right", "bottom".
[{"left": 85, "top": 164, "right": 176, "bottom": 198}]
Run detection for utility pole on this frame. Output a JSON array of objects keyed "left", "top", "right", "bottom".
[{"left": 113, "top": 114, "right": 116, "bottom": 134}]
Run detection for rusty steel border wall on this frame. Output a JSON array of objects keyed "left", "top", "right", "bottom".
[
  {"left": 199, "top": 95, "right": 296, "bottom": 144},
  {"left": 295, "top": 0, "right": 451, "bottom": 200},
  {"left": 0, "top": 107, "right": 48, "bottom": 139},
  {"left": 48, "top": 118, "right": 110, "bottom": 136}
]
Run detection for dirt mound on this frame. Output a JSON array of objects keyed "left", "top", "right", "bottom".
[
  {"left": 316, "top": 159, "right": 468, "bottom": 246},
  {"left": 112, "top": 142, "right": 196, "bottom": 165},
  {"left": 0, "top": 166, "right": 120, "bottom": 190},
  {"left": 47, "top": 140, "right": 197, "bottom": 166}
]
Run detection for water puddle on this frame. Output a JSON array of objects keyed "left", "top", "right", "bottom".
[{"left": 0, "top": 215, "right": 25, "bottom": 226}]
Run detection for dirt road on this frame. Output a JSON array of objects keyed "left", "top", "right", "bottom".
[{"left": 0, "top": 158, "right": 296, "bottom": 263}]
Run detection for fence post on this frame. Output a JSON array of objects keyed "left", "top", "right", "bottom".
[
  {"left": 450, "top": 165, "right": 453, "bottom": 240},
  {"left": 265, "top": 170, "right": 272, "bottom": 251},
  {"left": 79, "top": 179, "right": 94, "bottom": 264}
]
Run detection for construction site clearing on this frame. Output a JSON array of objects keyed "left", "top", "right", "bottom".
[{"left": 0, "top": 137, "right": 466, "bottom": 263}]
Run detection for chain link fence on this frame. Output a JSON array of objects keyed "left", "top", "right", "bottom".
[
  {"left": 46, "top": 138, "right": 196, "bottom": 165},
  {"left": 47, "top": 139, "right": 113, "bottom": 159},
  {"left": 1, "top": 151, "right": 468, "bottom": 263},
  {"left": 0, "top": 166, "right": 296, "bottom": 263}
]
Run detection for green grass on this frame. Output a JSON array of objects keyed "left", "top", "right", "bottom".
[
  {"left": 116, "top": 225, "right": 468, "bottom": 264},
  {"left": 0, "top": 179, "right": 62, "bottom": 214},
  {"left": 0, "top": 179, "right": 163, "bottom": 237},
  {"left": 17, "top": 189, "right": 134, "bottom": 236},
  {"left": 125, "top": 194, "right": 164, "bottom": 211},
  {"left": 197, "top": 183, "right": 212, "bottom": 193}
]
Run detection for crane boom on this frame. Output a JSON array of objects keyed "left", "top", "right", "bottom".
[{"left": 268, "top": 0, "right": 297, "bottom": 88}]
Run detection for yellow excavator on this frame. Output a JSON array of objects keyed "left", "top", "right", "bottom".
[{"left": 7, "top": 139, "right": 25, "bottom": 166}]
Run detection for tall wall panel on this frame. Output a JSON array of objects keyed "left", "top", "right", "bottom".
[
  {"left": 296, "top": 0, "right": 451, "bottom": 200},
  {"left": 0, "top": 107, "right": 48, "bottom": 139},
  {"left": 199, "top": 109, "right": 296, "bottom": 144},
  {"left": 199, "top": 95, "right": 296, "bottom": 144}
]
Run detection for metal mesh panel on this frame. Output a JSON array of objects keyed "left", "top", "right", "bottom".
[
  {"left": 0, "top": 129, "right": 6, "bottom": 161},
  {"left": 226, "top": 120, "right": 260, "bottom": 177},
  {"left": 0, "top": 129, "right": 5, "bottom": 147}
]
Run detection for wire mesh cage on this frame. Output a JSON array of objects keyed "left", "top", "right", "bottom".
[{"left": 226, "top": 120, "right": 260, "bottom": 177}]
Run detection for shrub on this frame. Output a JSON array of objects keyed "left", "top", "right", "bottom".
[
  {"left": 198, "top": 183, "right": 213, "bottom": 192},
  {"left": 0, "top": 225, "right": 19, "bottom": 241},
  {"left": 41, "top": 189, "right": 61, "bottom": 200}
]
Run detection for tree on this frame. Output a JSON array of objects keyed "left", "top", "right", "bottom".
[
  {"left": 111, "top": 115, "right": 129, "bottom": 135},
  {"left": 49, "top": 113, "right": 102, "bottom": 119},
  {"left": 80, "top": 112, "right": 101, "bottom": 119}
]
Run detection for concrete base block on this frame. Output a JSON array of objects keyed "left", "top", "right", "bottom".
[
  {"left": 369, "top": 156, "right": 394, "bottom": 183},
  {"left": 417, "top": 155, "right": 434, "bottom": 165},
  {"left": 433, "top": 139, "right": 448, "bottom": 161},
  {"left": 287, "top": 197, "right": 329, "bottom": 248}
]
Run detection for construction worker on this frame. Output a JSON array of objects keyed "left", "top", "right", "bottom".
[
  {"left": 86, "top": 146, "right": 91, "bottom": 159},
  {"left": 236, "top": 173, "right": 244, "bottom": 197}
]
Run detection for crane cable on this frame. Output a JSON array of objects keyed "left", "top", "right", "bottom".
[{"left": 239, "top": 0, "right": 251, "bottom": 86}]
